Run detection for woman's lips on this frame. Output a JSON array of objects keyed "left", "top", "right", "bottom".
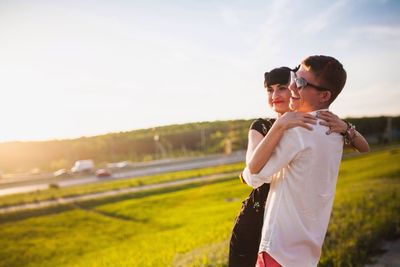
[{"left": 272, "top": 100, "right": 284, "bottom": 104}]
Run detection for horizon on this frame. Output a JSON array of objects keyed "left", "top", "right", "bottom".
[
  {"left": 1, "top": 0, "right": 400, "bottom": 142},
  {"left": 0, "top": 113, "right": 398, "bottom": 144}
]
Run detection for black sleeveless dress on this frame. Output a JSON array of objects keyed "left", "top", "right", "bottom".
[{"left": 228, "top": 118, "right": 275, "bottom": 267}]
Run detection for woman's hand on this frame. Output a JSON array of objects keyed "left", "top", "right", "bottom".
[
  {"left": 317, "top": 111, "right": 347, "bottom": 134},
  {"left": 275, "top": 111, "right": 317, "bottom": 131},
  {"left": 317, "top": 110, "right": 370, "bottom": 152}
]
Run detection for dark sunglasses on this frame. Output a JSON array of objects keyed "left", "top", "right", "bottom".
[{"left": 290, "top": 70, "right": 328, "bottom": 92}]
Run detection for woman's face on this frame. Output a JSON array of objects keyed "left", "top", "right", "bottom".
[{"left": 265, "top": 83, "right": 291, "bottom": 115}]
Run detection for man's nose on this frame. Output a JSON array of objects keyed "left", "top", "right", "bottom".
[{"left": 289, "top": 82, "right": 297, "bottom": 93}]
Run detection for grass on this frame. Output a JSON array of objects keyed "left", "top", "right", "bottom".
[
  {"left": 0, "top": 162, "right": 244, "bottom": 208},
  {"left": 0, "top": 147, "right": 399, "bottom": 267},
  {"left": 0, "top": 177, "right": 243, "bottom": 267},
  {"left": 319, "top": 147, "right": 400, "bottom": 266}
]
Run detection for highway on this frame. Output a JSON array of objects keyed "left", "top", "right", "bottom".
[
  {"left": 0, "top": 172, "right": 238, "bottom": 214},
  {"left": 0, "top": 151, "right": 245, "bottom": 196}
]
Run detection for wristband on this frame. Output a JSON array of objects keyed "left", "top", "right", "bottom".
[
  {"left": 341, "top": 120, "right": 351, "bottom": 136},
  {"left": 343, "top": 122, "right": 356, "bottom": 145}
]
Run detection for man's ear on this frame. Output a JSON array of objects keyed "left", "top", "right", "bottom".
[{"left": 319, "top": 91, "right": 332, "bottom": 104}]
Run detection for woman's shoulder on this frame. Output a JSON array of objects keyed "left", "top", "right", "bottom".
[{"left": 249, "top": 118, "right": 275, "bottom": 136}]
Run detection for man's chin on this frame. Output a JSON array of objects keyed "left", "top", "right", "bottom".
[{"left": 289, "top": 98, "right": 300, "bottom": 110}]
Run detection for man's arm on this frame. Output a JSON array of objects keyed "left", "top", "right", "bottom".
[
  {"left": 247, "top": 112, "right": 316, "bottom": 174},
  {"left": 246, "top": 130, "right": 265, "bottom": 165},
  {"left": 240, "top": 129, "right": 265, "bottom": 185},
  {"left": 242, "top": 128, "right": 305, "bottom": 188}
]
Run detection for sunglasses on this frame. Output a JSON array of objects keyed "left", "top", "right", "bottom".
[{"left": 290, "top": 71, "right": 328, "bottom": 91}]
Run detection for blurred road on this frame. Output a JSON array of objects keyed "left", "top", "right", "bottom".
[
  {"left": 0, "top": 151, "right": 245, "bottom": 196},
  {"left": 0, "top": 171, "right": 238, "bottom": 214}
]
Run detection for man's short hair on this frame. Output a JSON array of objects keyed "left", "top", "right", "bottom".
[{"left": 301, "top": 55, "right": 347, "bottom": 104}]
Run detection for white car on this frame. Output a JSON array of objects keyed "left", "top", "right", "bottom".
[{"left": 53, "top": 169, "right": 71, "bottom": 178}]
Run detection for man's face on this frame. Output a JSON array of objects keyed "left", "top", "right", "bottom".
[{"left": 289, "top": 65, "right": 324, "bottom": 112}]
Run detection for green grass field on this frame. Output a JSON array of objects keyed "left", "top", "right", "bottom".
[{"left": 0, "top": 147, "right": 399, "bottom": 267}]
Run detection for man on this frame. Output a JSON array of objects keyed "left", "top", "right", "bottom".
[{"left": 242, "top": 55, "right": 348, "bottom": 267}]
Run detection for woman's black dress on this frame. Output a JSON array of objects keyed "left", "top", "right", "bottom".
[{"left": 228, "top": 118, "right": 275, "bottom": 267}]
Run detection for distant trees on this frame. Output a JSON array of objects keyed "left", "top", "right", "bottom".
[{"left": 0, "top": 116, "right": 398, "bottom": 174}]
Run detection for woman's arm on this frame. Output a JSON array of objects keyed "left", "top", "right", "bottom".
[
  {"left": 247, "top": 112, "right": 317, "bottom": 174},
  {"left": 347, "top": 129, "right": 369, "bottom": 152},
  {"left": 317, "top": 111, "right": 370, "bottom": 153}
]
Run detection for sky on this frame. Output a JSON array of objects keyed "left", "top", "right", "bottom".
[{"left": 0, "top": 0, "right": 399, "bottom": 142}]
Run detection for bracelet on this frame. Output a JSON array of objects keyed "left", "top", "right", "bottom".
[
  {"left": 340, "top": 120, "right": 351, "bottom": 136},
  {"left": 343, "top": 122, "right": 356, "bottom": 145}
]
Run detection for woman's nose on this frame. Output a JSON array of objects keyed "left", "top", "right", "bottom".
[{"left": 272, "top": 90, "right": 280, "bottom": 99}]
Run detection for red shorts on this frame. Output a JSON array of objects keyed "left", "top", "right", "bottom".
[{"left": 255, "top": 251, "right": 281, "bottom": 267}]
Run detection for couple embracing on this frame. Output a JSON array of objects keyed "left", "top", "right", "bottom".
[{"left": 229, "top": 55, "right": 369, "bottom": 267}]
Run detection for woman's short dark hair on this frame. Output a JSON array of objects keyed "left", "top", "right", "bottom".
[
  {"left": 301, "top": 55, "right": 347, "bottom": 104},
  {"left": 264, "top": 67, "right": 291, "bottom": 88}
]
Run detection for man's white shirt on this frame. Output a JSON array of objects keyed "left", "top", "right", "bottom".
[{"left": 242, "top": 110, "right": 343, "bottom": 267}]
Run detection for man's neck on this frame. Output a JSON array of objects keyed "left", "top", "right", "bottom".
[{"left": 299, "top": 104, "right": 329, "bottom": 113}]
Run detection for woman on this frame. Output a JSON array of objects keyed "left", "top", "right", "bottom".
[{"left": 228, "top": 67, "right": 369, "bottom": 267}]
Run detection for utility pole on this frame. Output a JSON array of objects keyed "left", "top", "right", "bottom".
[
  {"left": 154, "top": 133, "right": 167, "bottom": 159},
  {"left": 384, "top": 117, "right": 392, "bottom": 144}
]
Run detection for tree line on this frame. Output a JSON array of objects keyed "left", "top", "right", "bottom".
[{"left": 0, "top": 116, "right": 398, "bottom": 174}]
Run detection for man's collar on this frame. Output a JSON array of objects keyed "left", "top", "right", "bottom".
[{"left": 308, "top": 109, "right": 329, "bottom": 116}]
